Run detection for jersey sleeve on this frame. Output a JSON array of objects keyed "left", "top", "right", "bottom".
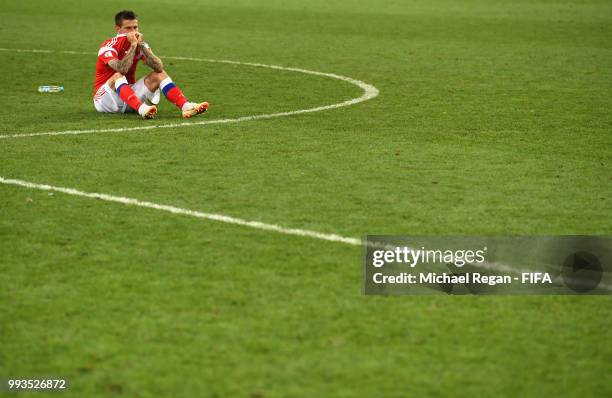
[
  {"left": 97, "top": 36, "right": 126, "bottom": 64},
  {"left": 98, "top": 44, "right": 119, "bottom": 65},
  {"left": 98, "top": 47, "right": 118, "bottom": 64}
]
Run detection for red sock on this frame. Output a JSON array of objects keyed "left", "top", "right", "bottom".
[
  {"left": 116, "top": 84, "right": 143, "bottom": 112},
  {"left": 164, "top": 85, "right": 188, "bottom": 109}
]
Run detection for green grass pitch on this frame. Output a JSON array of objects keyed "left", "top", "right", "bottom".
[{"left": 1, "top": 0, "right": 611, "bottom": 396}]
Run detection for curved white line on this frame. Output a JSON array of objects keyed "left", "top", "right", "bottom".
[{"left": 0, "top": 48, "right": 379, "bottom": 139}]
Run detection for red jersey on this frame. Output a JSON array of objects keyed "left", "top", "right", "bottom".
[{"left": 93, "top": 34, "right": 144, "bottom": 96}]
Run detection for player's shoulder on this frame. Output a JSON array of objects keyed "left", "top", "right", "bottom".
[
  {"left": 98, "top": 34, "right": 128, "bottom": 57},
  {"left": 99, "top": 34, "right": 128, "bottom": 49}
]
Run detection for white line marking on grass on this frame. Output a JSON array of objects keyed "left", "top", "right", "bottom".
[
  {"left": 0, "top": 48, "right": 379, "bottom": 139},
  {"left": 3, "top": 49, "right": 609, "bottom": 292},
  {"left": 0, "top": 177, "right": 361, "bottom": 246},
  {"left": 2, "top": 176, "right": 610, "bottom": 292}
]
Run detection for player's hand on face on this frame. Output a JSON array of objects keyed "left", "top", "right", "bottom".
[
  {"left": 136, "top": 32, "right": 144, "bottom": 44},
  {"left": 127, "top": 31, "right": 139, "bottom": 45}
]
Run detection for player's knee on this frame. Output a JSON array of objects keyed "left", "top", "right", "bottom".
[
  {"left": 109, "top": 72, "right": 125, "bottom": 81},
  {"left": 144, "top": 71, "right": 168, "bottom": 91},
  {"left": 150, "top": 70, "right": 168, "bottom": 82},
  {"left": 108, "top": 73, "right": 126, "bottom": 90}
]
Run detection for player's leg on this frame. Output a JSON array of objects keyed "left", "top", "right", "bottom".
[
  {"left": 107, "top": 73, "right": 157, "bottom": 119},
  {"left": 93, "top": 81, "right": 123, "bottom": 114},
  {"left": 131, "top": 76, "right": 161, "bottom": 106},
  {"left": 144, "top": 70, "right": 208, "bottom": 118}
]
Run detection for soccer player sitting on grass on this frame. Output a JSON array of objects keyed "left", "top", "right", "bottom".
[{"left": 93, "top": 10, "right": 208, "bottom": 119}]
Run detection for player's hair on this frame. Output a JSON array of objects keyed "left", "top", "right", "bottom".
[{"left": 115, "top": 10, "right": 137, "bottom": 26}]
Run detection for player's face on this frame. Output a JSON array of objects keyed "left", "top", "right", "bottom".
[{"left": 115, "top": 19, "right": 139, "bottom": 34}]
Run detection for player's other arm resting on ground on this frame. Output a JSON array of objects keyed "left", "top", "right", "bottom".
[
  {"left": 139, "top": 43, "right": 164, "bottom": 73},
  {"left": 107, "top": 44, "right": 138, "bottom": 75}
]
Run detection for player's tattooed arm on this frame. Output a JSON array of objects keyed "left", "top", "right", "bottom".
[
  {"left": 107, "top": 44, "right": 138, "bottom": 75},
  {"left": 139, "top": 44, "right": 164, "bottom": 73}
]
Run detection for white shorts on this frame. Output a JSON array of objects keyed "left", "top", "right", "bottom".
[{"left": 93, "top": 76, "right": 160, "bottom": 113}]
